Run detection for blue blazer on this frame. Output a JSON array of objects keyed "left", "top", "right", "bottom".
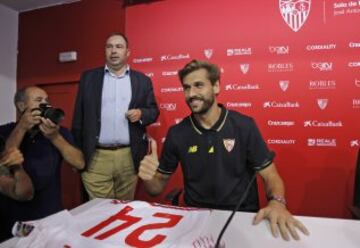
[{"left": 72, "top": 67, "right": 159, "bottom": 170}]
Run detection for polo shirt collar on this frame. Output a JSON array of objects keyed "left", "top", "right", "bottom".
[{"left": 190, "top": 104, "right": 228, "bottom": 134}]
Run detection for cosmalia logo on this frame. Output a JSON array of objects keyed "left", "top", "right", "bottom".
[
  {"left": 279, "top": 0, "right": 311, "bottom": 32},
  {"left": 304, "top": 120, "right": 342, "bottom": 128},
  {"left": 349, "top": 42, "right": 360, "bottom": 48},
  {"left": 240, "top": 64, "right": 250, "bottom": 74},
  {"left": 160, "top": 87, "right": 183, "bottom": 93},
  {"left": 269, "top": 46, "right": 289, "bottom": 54},
  {"left": 204, "top": 49, "right": 213, "bottom": 59},
  {"left": 279, "top": 80, "right": 289, "bottom": 91},
  {"left": 306, "top": 44, "right": 336, "bottom": 51},
  {"left": 307, "top": 138, "right": 337, "bottom": 147},
  {"left": 317, "top": 99, "right": 328, "bottom": 110},
  {"left": 160, "top": 103, "right": 177, "bottom": 111},
  {"left": 268, "top": 139, "right": 296, "bottom": 145},
  {"left": 348, "top": 61, "right": 360, "bottom": 68},
  {"left": 311, "top": 62, "right": 333, "bottom": 71},
  {"left": 263, "top": 101, "right": 300, "bottom": 108}
]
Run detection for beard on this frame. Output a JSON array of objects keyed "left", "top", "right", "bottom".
[{"left": 186, "top": 95, "right": 215, "bottom": 115}]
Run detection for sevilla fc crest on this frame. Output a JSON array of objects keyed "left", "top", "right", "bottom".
[
  {"left": 279, "top": 0, "right": 311, "bottom": 32},
  {"left": 317, "top": 98, "right": 328, "bottom": 110},
  {"left": 204, "top": 49, "right": 213, "bottom": 59},
  {"left": 240, "top": 64, "right": 249, "bottom": 74},
  {"left": 223, "top": 139, "right": 235, "bottom": 152},
  {"left": 279, "top": 80, "right": 289, "bottom": 92}
]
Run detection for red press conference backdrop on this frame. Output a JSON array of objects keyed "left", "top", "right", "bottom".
[{"left": 126, "top": 0, "right": 360, "bottom": 218}]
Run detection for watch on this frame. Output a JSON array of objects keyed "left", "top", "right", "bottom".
[{"left": 268, "top": 195, "right": 287, "bottom": 206}]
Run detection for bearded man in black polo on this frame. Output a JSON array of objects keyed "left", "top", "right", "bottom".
[{"left": 138, "top": 60, "right": 309, "bottom": 241}]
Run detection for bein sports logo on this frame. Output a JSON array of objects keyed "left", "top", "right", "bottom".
[
  {"left": 160, "top": 103, "right": 177, "bottom": 111},
  {"left": 311, "top": 62, "right": 333, "bottom": 71},
  {"left": 279, "top": 0, "right": 311, "bottom": 32},
  {"left": 269, "top": 46, "right": 289, "bottom": 54},
  {"left": 204, "top": 49, "right": 213, "bottom": 59},
  {"left": 317, "top": 99, "right": 328, "bottom": 110}
]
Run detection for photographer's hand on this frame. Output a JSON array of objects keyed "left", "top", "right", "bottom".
[
  {"left": 0, "top": 148, "right": 24, "bottom": 167},
  {"left": 18, "top": 108, "right": 42, "bottom": 131},
  {"left": 39, "top": 117, "right": 60, "bottom": 140}
]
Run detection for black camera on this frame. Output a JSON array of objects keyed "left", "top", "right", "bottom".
[{"left": 38, "top": 103, "right": 65, "bottom": 125}]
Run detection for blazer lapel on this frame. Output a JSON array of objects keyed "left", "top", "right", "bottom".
[
  {"left": 129, "top": 70, "right": 139, "bottom": 109},
  {"left": 94, "top": 68, "right": 105, "bottom": 119}
]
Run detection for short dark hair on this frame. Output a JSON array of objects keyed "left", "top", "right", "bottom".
[
  {"left": 14, "top": 87, "right": 28, "bottom": 106},
  {"left": 106, "top": 32, "right": 129, "bottom": 47},
  {"left": 178, "top": 60, "right": 220, "bottom": 85}
]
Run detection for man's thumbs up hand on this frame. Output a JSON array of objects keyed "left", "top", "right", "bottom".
[{"left": 138, "top": 139, "right": 159, "bottom": 181}]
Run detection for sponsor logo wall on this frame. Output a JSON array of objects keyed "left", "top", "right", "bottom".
[{"left": 126, "top": 0, "right": 360, "bottom": 218}]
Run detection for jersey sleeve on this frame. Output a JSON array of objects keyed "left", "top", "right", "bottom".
[
  {"left": 158, "top": 127, "right": 180, "bottom": 175},
  {"left": 246, "top": 118, "right": 275, "bottom": 171}
]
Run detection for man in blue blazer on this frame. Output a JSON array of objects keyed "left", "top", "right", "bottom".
[{"left": 72, "top": 32, "right": 159, "bottom": 200}]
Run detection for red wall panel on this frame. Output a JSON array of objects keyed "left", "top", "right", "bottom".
[{"left": 18, "top": 0, "right": 126, "bottom": 87}]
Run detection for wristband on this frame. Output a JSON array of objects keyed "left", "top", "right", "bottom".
[{"left": 268, "top": 195, "right": 287, "bottom": 206}]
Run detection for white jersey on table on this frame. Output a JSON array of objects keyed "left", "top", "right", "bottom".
[{"left": 73, "top": 199, "right": 211, "bottom": 248}]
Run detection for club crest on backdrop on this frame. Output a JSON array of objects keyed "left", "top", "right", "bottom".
[{"left": 279, "top": 0, "right": 311, "bottom": 32}]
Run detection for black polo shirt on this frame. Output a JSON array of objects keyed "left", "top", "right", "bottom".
[{"left": 158, "top": 105, "right": 274, "bottom": 211}]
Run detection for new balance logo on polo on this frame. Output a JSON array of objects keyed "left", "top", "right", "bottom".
[{"left": 188, "top": 146, "right": 198, "bottom": 153}]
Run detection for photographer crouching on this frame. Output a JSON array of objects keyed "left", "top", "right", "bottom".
[{"left": 0, "top": 86, "right": 85, "bottom": 241}]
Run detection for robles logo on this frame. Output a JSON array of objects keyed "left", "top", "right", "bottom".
[{"left": 279, "top": 0, "right": 311, "bottom": 32}]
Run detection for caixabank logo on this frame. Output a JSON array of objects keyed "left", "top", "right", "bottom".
[{"left": 279, "top": 0, "right": 311, "bottom": 32}]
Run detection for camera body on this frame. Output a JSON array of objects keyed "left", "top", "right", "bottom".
[{"left": 38, "top": 103, "right": 65, "bottom": 125}]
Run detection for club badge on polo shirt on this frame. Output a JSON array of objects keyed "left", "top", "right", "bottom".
[{"left": 223, "top": 139, "right": 235, "bottom": 152}]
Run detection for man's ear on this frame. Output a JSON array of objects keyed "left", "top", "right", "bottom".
[
  {"left": 16, "top": 102, "right": 25, "bottom": 113},
  {"left": 214, "top": 80, "right": 220, "bottom": 95}
]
